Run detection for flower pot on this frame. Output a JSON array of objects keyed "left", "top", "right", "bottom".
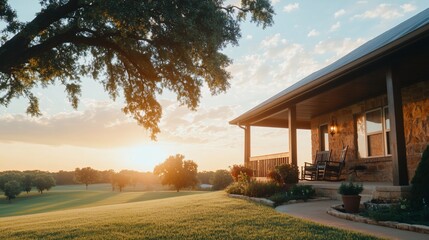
[{"left": 342, "top": 195, "right": 361, "bottom": 213}]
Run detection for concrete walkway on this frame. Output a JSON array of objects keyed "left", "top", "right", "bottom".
[{"left": 276, "top": 200, "right": 428, "bottom": 240}]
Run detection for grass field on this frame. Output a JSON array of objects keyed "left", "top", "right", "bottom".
[
  {"left": 0, "top": 184, "right": 204, "bottom": 217},
  {"left": 0, "top": 188, "right": 380, "bottom": 240}
]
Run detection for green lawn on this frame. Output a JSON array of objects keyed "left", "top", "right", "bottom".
[
  {"left": 0, "top": 184, "right": 204, "bottom": 217},
  {"left": 0, "top": 190, "right": 380, "bottom": 240}
]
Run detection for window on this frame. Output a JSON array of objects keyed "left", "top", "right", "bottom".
[
  {"left": 320, "top": 124, "right": 329, "bottom": 151},
  {"left": 357, "top": 107, "right": 391, "bottom": 157}
]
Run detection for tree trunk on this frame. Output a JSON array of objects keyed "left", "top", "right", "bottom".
[{"left": 86, "top": 184, "right": 88, "bottom": 190}]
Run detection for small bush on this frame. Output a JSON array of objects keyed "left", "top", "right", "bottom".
[
  {"left": 363, "top": 202, "right": 429, "bottom": 224},
  {"left": 338, "top": 181, "right": 363, "bottom": 195},
  {"left": 230, "top": 165, "right": 253, "bottom": 181},
  {"left": 268, "top": 163, "right": 299, "bottom": 185},
  {"left": 244, "top": 180, "right": 283, "bottom": 198},
  {"left": 225, "top": 181, "right": 245, "bottom": 195},
  {"left": 269, "top": 192, "right": 290, "bottom": 207},
  {"left": 410, "top": 145, "right": 429, "bottom": 209},
  {"left": 267, "top": 170, "right": 282, "bottom": 184},
  {"left": 212, "top": 170, "right": 233, "bottom": 190},
  {"left": 289, "top": 185, "right": 315, "bottom": 201}
]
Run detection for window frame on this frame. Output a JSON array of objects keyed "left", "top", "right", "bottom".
[
  {"left": 319, "top": 124, "right": 329, "bottom": 151},
  {"left": 363, "top": 107, "right": 392, "bottom": 157}
]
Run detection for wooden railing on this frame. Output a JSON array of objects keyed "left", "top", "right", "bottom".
[{"left": 246, "top": 152, "right": 290, "bottom": 178}]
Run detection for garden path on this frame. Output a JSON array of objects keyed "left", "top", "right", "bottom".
[{"left": 276, "top": 200, "right": 428, "bottom": 240}]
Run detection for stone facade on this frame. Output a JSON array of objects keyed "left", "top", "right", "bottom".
[{"left": 310, "top": 80, "right": 429, "bottom": 182}]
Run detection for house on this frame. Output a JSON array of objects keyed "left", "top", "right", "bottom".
[{"left": 229, "top": 9, "right": 429, "bottom": 187}]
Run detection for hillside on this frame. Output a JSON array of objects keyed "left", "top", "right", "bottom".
[{"left": 0, "top": 191, "right": 378, "bottom": 240}]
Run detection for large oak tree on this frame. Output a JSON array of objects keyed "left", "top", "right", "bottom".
[
  {"left": 154, "top": 154, "right": 198, "bottom": 192},
  {"left": 0, "top": 0, "right": 274, "bottom": 138}
]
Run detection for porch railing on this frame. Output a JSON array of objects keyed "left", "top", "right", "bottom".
[{"left": 246, "top": 152, "right": 290, "bottom": 178}]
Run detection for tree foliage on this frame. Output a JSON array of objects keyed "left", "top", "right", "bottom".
[
  {"left": 74, "top": 167, "right": 99, "bottom": 189},
  {"left": 211, "top": 169, "right": 233, "bottom": 190},
  {"left": 112, "top": 172, "right": 130, "bottom": 192},
  {"left": 3, "top": 180, "right": 22, "bottom": 202},
  {"left": 154, "top": 154, "right": 198, "bottom": 192},
  {"left": 0, "top": 171, "right": 23, "bottom": 191},
  {"left": 33, "top": 174, "right": 56, "bottom": 194},
  {"left": 22, "top": 173, "right": 34, "bottom": 194},
  {"left": 197, "top": 171, "right": 215, "bottom": 184},
  {"left": 0, "top": 0, "right": 274, "bottom": 139}
]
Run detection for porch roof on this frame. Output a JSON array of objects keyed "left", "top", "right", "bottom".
[{"left": 229, "top": 8, "right": 429, "bottom": 129}]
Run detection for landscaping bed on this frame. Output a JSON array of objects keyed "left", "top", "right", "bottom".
[{"left": 328, "top": 204, "right": 429, "bottom": 234}]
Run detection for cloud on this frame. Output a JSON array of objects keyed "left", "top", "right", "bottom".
[
  {"left": 330, "top": 21, "right": 341, "bottom": 32},
  {"left": 283, "top": 3, "right": 299, "bottom": 13},
  {"left": 334, "top": 9, "right": 346, "bottom": 18},
  {"left": 401, "top": 3, "right": 416, "bottom": 13},
  {"left": 0, "top": 101, "right": 149, "bottom": 148},
  {"left": 352, "top": 4, "right": 409, "bottom": 20},
  {"left": 314, "top": 38, "right": 367, "bottom": 59},
  {"left": 307, "top": 29, "right": 320, "bottom": 37},
  {"left": 246, "top": 34, "right": 253, "bottom": 40},
  {"left": 271, "top": 0, "right": 280, "bottom": 5}
]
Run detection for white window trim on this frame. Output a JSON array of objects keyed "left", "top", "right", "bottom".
[
  {"left": 364, "top": 107, "right": 392, "bottom": 158},
  {"left": 319, "top": 123, "right": 329, "bottom": 151}
]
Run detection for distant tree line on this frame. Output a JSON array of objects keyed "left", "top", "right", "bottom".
[{"left": 0, "top": 171, "right": 56, "bottom": 202}]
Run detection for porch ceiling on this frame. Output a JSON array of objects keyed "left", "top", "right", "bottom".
[
  {"left": 240, "top": 37, "right": 429, "bottom": 129},
  {"left": 230, "top": 10, "right": 429, "bottom": 130}
]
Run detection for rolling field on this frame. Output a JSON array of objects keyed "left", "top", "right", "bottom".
[
  {"left": 0, "top": 189, "right": 380, "bottom": 240},
  {"left": 0, "top": 184, "right": 204, "bottom": 217}
]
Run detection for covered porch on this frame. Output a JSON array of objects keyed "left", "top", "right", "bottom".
[{"left": 230, "top": 10, "right": 429, "bottom": 186}]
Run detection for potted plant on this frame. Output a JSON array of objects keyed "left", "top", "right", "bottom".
[{"left": 338, "top": 181, "right": 363, "bottom": 213}]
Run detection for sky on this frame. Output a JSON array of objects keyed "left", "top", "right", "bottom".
[{"left": 1, "top": 0, "right": 429, "bottom": 172}]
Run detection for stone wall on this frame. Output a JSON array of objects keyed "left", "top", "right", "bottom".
[
  {"left": 310, "top": 80, "right": 429, "bottom": 182},
  {"left": 402, "top": 80, "right": 429, "bottom": 178}
]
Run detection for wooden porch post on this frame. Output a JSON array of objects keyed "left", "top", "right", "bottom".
[
  {"left": 386, "top": 66, "right": 408, "bottom": 186},
  {"left": 288, "top": 106, "right": 298, "bottom": 166},
  {"left": 244, "top": 125, "right": 251, "bottom": 166}
]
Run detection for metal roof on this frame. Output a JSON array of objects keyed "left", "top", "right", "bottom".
[{"left": 230, "top": 8, "right": 429, "bottom": 126}]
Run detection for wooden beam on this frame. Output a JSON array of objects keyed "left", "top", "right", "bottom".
[
  {"left": 288, "top": 106, "right": 298, "bottom": 166},
  {"left": 251, "top": 119, "right": 311, "bottom": 129},
  {"left": 386, "top": 66, "right": 408, "bottom": 186},
  {"left": 244, "top": 125, "right": 251, "bottom": 165}
]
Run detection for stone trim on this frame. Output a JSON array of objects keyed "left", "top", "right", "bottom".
[{"left": 327, "top": 204, "right": 429, "bottom": 234}]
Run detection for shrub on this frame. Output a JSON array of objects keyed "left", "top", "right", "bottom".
[
  {"left": 269, "top": 192, "right": 290, "bottom": 207},
  {"left": 212, "top": 170, "right": 233, "bottom": 190},
  {"left": 268, "top": 164, "right": 299, "bottom": 185},
  {"left": 244, "top": 180, "right": 283, "bottom": 198},
  {"left": 338, "top": 181, "right": 363, "bottom": 195},
  {"left": 364, "top": 202, "right": 429, "bottom": 224},
  {"left": 410, "top": 145, "right": 429, "bottom": 209},
  {"left": 289, "top": 185, "right": 315, "bottom": 201},
  {"left": 225, "top": 181, "right": 245, "bottom": 195},
  {"left": 267, "top": 170, "right": 282, "bottom": 184},
  {"left": 230, "top": 165, "right": 253, "bottom": 181}
]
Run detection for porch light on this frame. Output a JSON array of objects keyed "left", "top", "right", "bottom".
[{"left": 330, "top": 117, "right": 337, "bottom": 136}]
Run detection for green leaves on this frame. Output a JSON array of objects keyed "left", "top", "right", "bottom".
[{"left": 0, "top": 0, "right": 274, "bottom": 139}]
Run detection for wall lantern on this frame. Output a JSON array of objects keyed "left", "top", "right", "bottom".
[{"left": 330, "top": 117, "right": 338, "bottom": 136}]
